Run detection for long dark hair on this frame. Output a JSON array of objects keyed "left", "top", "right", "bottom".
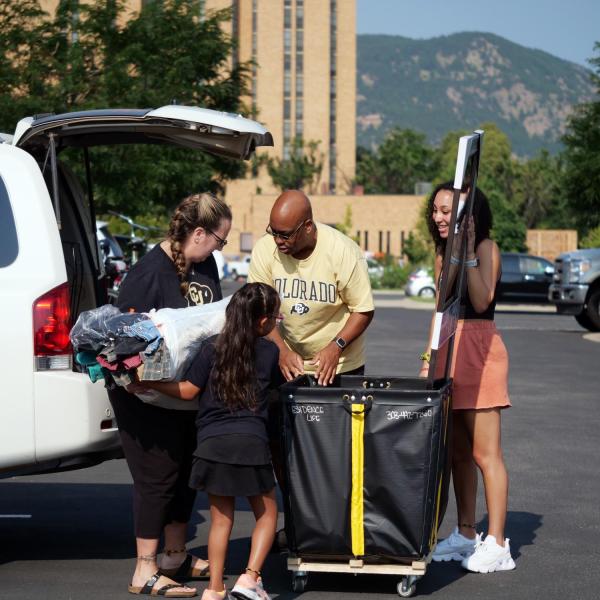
[
  {"left": 426, "top": 181, "right": 493, "bottom": 253},
  {"left": 212, "top": 282, "right": 280, "bottom": 411}
]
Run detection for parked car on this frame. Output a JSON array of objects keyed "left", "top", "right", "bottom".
[
  {"left": 367, "top": 258, "right": 384, "bottom": 279},
  {"left": 227, "top": 254, "right": 251, "bottom": 279},
  {"left": 405, "top": 267, "right": 435, "bottom": 298},
  {"left": 498, "top": 253, "right": 554, "bottom": 303},
  {"left": 0, "top": 105, "right": 272, "bottom": 478},
  {"left": 548, "top": 247, "right": 600, "bottom": 331}
]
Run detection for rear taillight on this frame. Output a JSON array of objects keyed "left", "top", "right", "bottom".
[{"left": 33, "top": 282, "right": 72, "bottom": 371}]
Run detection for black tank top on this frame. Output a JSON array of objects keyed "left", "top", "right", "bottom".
[{"left": 459, "top": 277, "right": 500, "bottom": 320}]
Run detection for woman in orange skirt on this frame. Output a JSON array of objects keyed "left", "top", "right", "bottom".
[{"left": 420, "top": 183, "right": 515, "bottom": 573}]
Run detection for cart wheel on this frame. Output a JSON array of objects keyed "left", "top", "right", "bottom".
[
  {"left": 292, "top": 573, "right": 308, "bottom": 593},
  {"left": 397, "top": 576, "right": 417, "bottom": 597}
]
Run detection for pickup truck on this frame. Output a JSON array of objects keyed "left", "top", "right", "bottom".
[
  {"left": 548, "top": 248, "right": 600, "bottom": 332},
  {"left": 0, "top": 105, "right": 272, "bottom": 478}
]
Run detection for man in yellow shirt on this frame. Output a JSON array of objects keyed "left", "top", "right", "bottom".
[{"left": 248, "top": 190, "right": 374, "bottom": 385}]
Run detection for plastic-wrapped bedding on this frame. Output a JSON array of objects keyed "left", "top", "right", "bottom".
[{"left": 147, "top": 295, "right": 230, "bottom": 381}]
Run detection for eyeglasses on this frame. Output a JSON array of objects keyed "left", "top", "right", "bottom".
[
  {"left": 265, "top": 220, "right": 308, "bottom": 241},
  {"left": 207, "top": 229, "right": 228, "bottom": 249}
]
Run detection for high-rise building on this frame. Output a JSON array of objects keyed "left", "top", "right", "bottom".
[{"left": 205, "top": 0, "right": 357, "bottom": 194}]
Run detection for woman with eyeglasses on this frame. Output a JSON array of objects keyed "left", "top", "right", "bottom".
[{"left": 109, "top": 193, "right": 231, "bottom": 597}]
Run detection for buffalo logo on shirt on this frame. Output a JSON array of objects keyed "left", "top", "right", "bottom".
[
  {"left": 187, "top": 282, "right": 214, "bottom": 306},
  {"left": 290, "top": 302, "right": 310, "bottom": 315}
]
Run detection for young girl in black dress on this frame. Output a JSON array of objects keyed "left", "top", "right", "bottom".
[{"left": 132, "top": 282, "right": 282, "bottom": 600}]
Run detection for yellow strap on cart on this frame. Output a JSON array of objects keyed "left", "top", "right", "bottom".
[{"left": 350, "top": 403, "right": 365, "bottom": 556}]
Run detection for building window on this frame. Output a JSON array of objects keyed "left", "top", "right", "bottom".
[
  {"left": 386, "top": 231, "right": 391, "bottom": 254},
  {"left": 356, "top": 231, "right": 361, "bottom": 247},
  {"left": 378, "top": 231, "right": 383, "bottom": 253},
  {"left": 329, "top": 0, "right": 337, "bottom": 192},
  {"left": 364, "top": 231, "right": 369, "bottom": 251},
  {"left": 240, "top": 232, "right": 253, "bottom": 253},
  {"left": 295, "top": 0, "right": 304, "bottom": 138},
  {"left": 284, "top": 29, "right": 292, "bottom": 53},
  {"left": 251, "top": 0, "right": 258, "bottom": 109}
]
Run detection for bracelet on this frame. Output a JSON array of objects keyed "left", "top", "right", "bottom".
[
  {"left": 419, "top": 351, "right": 431, "bottom": 362},
  {"left": 450, "top": 256, "right": 459, "bottom": 265},
  {"left": 465, "top": 257, "right": 479, "bottom": 268}
]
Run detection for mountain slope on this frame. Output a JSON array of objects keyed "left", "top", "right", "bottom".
[{"left": 357, "top": 32, "right": 595, "bottom": 156}]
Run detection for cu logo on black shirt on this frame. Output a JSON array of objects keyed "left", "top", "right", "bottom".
[{"left": 187, "top": 282, "right": 214, "bottom": 306}]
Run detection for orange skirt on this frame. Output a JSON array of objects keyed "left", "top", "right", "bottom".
[{"left": 435, "top": 320, "right": 511, "bottom": 410}]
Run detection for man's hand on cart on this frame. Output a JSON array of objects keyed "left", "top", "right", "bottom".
[
  {"left": 279, "top": 346, "right": 305, "bottom": 381},
  {"left": 310, "top": 342, "right": 343, "bottom": 386}
]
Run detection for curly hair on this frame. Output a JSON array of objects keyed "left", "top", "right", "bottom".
[
  {"left": 212, "top": 282, "right": 280, "bottom": 412},
  {"left": 167, "top": 193, "right": 232, "bottom": 296},
  {"left": 426, "top": 181, "right": 493, "bottom": 254}
]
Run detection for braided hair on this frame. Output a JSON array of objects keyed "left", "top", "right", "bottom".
[
  {"left": 167, "top": 193, "right": 232, "bottom": 296},
  {"left": 212, "top": 283, "right": 280, "bottom": 412}
]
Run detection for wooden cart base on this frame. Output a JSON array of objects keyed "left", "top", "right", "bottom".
[{"left": 287, "top": 555, "right": 431, "bottom": 597}]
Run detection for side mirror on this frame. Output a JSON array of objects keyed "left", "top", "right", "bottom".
[{"left": 99, "top": 238, "right": 111, "bottom": 257}]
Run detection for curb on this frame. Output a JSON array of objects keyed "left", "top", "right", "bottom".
[{"left": 373, "top": 293, "right": 556, "bottom": 314}]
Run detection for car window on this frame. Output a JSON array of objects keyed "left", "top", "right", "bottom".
[
  {"left": 520, "top": 257, "right": 546, "bottom": 274},
  {"left": 99, "top": 225, "right": 124, "bottom": 258},
  {"left": 0, "top": 176, "right": 19, "bottom": 268},
  {"left": 501, "top": 254, "right": 519, "bottom": 273}
]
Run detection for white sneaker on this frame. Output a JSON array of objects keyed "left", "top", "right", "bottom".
[
  {"left": 461, "top": 534, "right": 516, "bottom": 573},
  {"left": 432, "top": 527, "right": 478, "bottom": 561},
  {"left": 231, "top": 574, "right": 271, "bottom": 600}
]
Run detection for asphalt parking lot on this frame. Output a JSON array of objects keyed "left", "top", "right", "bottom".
[{"left": 1, "top": 292, "right": 599, "bottom": 599}]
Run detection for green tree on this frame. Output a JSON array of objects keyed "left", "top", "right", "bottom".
[
  {"left": 335, "top": 205, "right": 354, "bottom": 239},
  {"left": 562, "top": 42, "right": 600, "bottom": 235},
  {"left": 0, "top": 0, "right": 251, "bottom": 216},
  {"left": 580, "top": 226, "right": 600, "bottom": 249},
  {"left": 264, "top": 138, "right": 324, "bottom": 192},
  {"left": 512, "top": 150, "right": 572, "bottom": 229},
  {"left": 355, "top": 128, "right": 439, "bottom": 194}
]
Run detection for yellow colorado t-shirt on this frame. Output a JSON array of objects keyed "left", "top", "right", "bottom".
[{"left": 248, "top": 223, "right": 374, "bottom": 373}]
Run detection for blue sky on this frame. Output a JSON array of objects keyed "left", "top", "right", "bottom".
[{"left": 356, "top": 0, "right": 600, "bottom": 68}]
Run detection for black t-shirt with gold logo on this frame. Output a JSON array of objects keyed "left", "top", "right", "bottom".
[{"left": 116, "top": 244, "right": 222, "bottom": 313}]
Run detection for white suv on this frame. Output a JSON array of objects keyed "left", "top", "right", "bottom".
[{"left": 0, "top": 106, "right": 272, "bottom": 477}]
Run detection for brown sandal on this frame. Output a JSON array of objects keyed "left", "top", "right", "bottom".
[
  {"left": 160, "top": 554, "right": 210, "bottom": 579},
  {"left": 128, "top": 571, "right": 197, "bottom": 597}
]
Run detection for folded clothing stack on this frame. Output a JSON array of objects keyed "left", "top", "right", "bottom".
[
  {"left": 71, "top": 304, "right": 165, "bottom": 386},
  {"left": 70, "top": 298, "right": 230, "bottom": 406}
]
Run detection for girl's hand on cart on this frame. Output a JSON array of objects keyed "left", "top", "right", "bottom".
[
  {"left": 279, "top": 347, "right": 305, "bottom": 381},
  {"left": 418, "top": 364, "right": 429, "bottom": 378},
  {"left": 310, "top": 342, "right": 342, "bottom": 386}
]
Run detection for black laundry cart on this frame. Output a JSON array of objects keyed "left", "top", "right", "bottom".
[
  {"left": 280, "top": 375, "right": 452, "bottom": 597},
  {"left": 279, "top": 131, "right": 485, "bottom": 596}
]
